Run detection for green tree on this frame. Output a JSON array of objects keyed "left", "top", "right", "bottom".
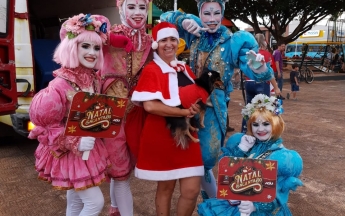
[
  {"left": 153, "top": 0, "right": 344, "bottom": 44},
  {"left": 153, "top": 0, "right": 198, "bottom": 16}
]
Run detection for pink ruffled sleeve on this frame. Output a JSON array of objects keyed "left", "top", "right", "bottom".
[{"left": 28, "top": 79, "right": 80, "bottom": 155}]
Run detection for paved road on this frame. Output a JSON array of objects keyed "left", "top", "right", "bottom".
[{"left": 1, "top": 79, "right": 345, "bottom": 216}]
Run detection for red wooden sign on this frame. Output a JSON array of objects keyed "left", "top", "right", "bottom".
[
  {"left": 64, "top": 92, "right": 128, "bottom": 138},
  {"left": 217, "top": 156, "right": 277, "bottom": 202}
]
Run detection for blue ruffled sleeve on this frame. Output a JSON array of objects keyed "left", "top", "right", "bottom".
[
  {"left": 230, "top": 31, "right": 274, "bottom": 82},
  {"left": 160, "top": 10, "right": 202, "bottom": 49},
  {"left": 271, "top": 149, "right": 304, "bottom": 202},
  {"left": 252, "top": 148, "right": 303, "bottom": 214}
]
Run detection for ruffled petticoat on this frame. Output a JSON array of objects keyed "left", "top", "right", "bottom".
[
  {"left": 103, "top": 123, "right": 132, "bottom": 180},
  {"left": 35, "top": 139, "right": 111, "bottom": 191}
]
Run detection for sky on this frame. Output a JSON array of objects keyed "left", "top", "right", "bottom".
[{"left": 234, "top": 20, "right": 248, "bottom": 30}]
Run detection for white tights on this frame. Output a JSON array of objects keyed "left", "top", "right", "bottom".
[
  {"left": 110, "top": 178, "right": 133, "bottom": 216},
  {"left": 201, "top": 169, "right": 217, "bottom": 198},
  {"left": 66, "top": 186, "right": 104, "bottom": 216}
]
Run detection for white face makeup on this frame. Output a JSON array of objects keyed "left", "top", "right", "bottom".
[
  {"left": 200, "top": 2, "right": 222, "bottom": 33},
  {"left": 251, "top": 115, "right": 272, "bottom": 141},
  {"left": 77, "top": 41, "right": 100, "bottom": 68},
  {"left": 125, "top": 0, "right": 148, "bottom": 29}
]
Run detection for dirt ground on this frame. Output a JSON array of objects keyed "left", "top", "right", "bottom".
[{"left": 0, "top": 75, "right": 344, "bottom": 216}]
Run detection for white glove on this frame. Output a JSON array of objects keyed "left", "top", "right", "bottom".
[
  {"left": 246, "top": 50, "right": 264, "bottom": 62},
  {"left": 182, "top": 19, "right": 208, "bottom": 37},
  {"left": 238, "top": 201, "right": 256, "bottom": 215},
  {"left": 238, "top": 135, "right": 256, "bottom": 152},
  {"left": 246, "top": 50, "right": 268, "bottom": 73},
  {"left": 78, "top": 137, "right": 96, "bottom": 151},
  {"left": 255, "top": 53, "right": 264, "bottom": 62}
]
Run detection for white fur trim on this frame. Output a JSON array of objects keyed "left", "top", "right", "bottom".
[
  {"left": 157, "top": 28, "right": 179, "bottom": 42},
  {"left": 131, "top": 53, "right": 195, "bottom": 106},
  {"left": 152, "top": 41, "right": 158, "bottom": 49},
  {"left": 131, "top": 90, "right": 181, "bottom": 107},
  {"left": 170, "top": 60, "right": 177, "bottom": 67},
  {"left": 135, "top": 166, "right": 205, "bottom": 181}
]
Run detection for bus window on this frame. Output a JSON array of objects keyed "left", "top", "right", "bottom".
[
  {"left": 286, "top": 47, "right": 291, "bottom": 52},
  {"left": 0, "top": 0, "right": 8, "bottom": 38}
]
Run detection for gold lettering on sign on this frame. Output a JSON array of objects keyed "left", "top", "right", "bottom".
[
  {"left": 80, "top": 103, "right": 113, "bottom": 130},
  {"left": 230, "top": 166, "right": 263, "bottom": 193}
]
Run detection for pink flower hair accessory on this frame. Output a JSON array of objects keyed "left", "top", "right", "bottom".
[{"left": 61, "top": 13, "right": 108, "bottom": 44}]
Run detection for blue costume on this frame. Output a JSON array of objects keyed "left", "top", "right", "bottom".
[
  {"left": 198, "top": 133, "right": 303, "bottom": 215},
  {"left": 161, "top": 11, "right": 274, "bottom": 178}
]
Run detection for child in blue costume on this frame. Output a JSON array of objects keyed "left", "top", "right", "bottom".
[
  {"left": 161, "top": 0, "right": 274, "bottom": 199},
  {"left": 198, "top": 94, "right": 303, "bottom": 215}
]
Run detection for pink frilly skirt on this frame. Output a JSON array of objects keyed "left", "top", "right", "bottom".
[{"left": 34, "top": 139, "right": 111, "bottom": 191}]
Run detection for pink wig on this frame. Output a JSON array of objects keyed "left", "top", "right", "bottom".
[{"left": 53, "top": 30, "right": 104, "bottom": 69}]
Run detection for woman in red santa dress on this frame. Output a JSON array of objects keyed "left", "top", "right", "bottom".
[{"left": 131, "top": 22, "right": 204, "bottom": 216}]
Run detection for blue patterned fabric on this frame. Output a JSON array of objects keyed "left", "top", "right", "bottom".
[
  {"left": 197, "top": 133, "right": 303, "bottom": 216},
  {"left": 196, "top": 88, "right": 228, "bottom": 172},
  {"left": 161, "top": 11, "right": 274, "bottom": 173}
]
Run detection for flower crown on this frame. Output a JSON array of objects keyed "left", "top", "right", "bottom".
[
  {"left": 241, "top": 94, "right": 284, "bottom": 120},
  {"left": 63, "top": 13, "right": 107, "bottom": 42}
]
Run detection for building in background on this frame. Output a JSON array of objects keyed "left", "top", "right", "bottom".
[{"left": 244, "top": 15, "right": 345, "bottom": 51}]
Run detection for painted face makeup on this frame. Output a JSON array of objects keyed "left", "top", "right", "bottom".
[
  {"left": 125, "top": 0, "right": 148, "bottom": 29},
  {"left": 200, "top": 2, "right": 222, "bottom": 33},
  {"left": 251, "top": 115, "right": 272, "bottom": 141},
  {"left": 77, "top": 41, "right": 100, "bottom": 68}
]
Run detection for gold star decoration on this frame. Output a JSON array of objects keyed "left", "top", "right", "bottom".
[
  {"left": 219, "top": 189, "right": 228, "bottom": 197},
  {"left": 68, "top": 125, "right": 77, "bottom": 134},
  {"left": 117, "top": 100, "right": 126, "bottom": 108},
  {"left": 266, "top": 161, "right": 276, "bottom": 171}
]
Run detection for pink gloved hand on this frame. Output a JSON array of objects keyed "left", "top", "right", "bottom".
[
  {"left": 238, "top": 201, "right": 256, "bottom": 215},
  {"left": 109, "top": 33, "right": 133, "bottom": 53}
]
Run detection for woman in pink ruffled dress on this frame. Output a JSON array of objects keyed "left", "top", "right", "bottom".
[
  {"left": 100, "top": 0, "right": 153, "bottom": 215},
  {"left": 28, "top": 14, "right": 110, "bottom": 216}
]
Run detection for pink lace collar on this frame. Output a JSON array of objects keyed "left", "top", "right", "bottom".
[
  {"left": 53, "top": 66, "right": 97, "bottom": 90},
  {"left": 110, "top": 24, "right": 151, "bottom": 52}
]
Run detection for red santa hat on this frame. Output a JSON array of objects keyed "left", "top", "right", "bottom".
[{"left": 151, "top": 22, "right": 179, "bottom": 50}]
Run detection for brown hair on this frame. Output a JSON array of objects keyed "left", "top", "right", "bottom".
[
  {"left": 255, "top": 33, "right": 267, "bottom": 49},
  {"left": 246, "top": 108, "right": 285, "bottom": 140}
]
